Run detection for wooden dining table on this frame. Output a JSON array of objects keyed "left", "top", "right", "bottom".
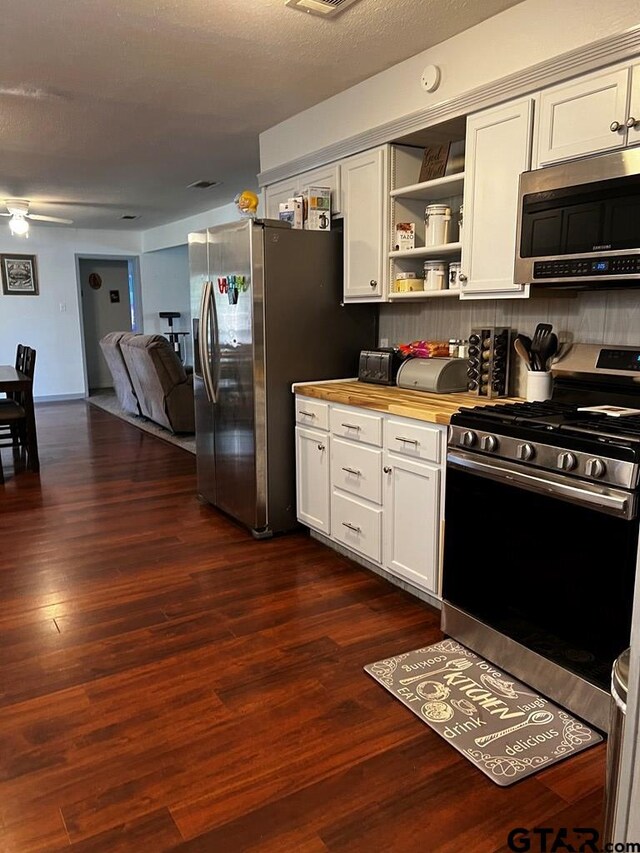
[{"left": 0, "top": 364, "right": 39, "bottom": 472}]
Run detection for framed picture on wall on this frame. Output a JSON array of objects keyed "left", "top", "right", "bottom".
[{"left": 1, "top": 254, "right": 39, "bottom": 295}]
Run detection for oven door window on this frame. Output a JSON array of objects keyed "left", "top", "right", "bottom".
[{"left": 443, "top": 465, "right": 638, "bottom": 690}]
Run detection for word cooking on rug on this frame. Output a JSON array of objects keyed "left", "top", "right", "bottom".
[{"left": 364, "top": 639, "right": 602, "bottom": 787}]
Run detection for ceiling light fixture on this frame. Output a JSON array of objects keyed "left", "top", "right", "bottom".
[{"left": 9, "top": 214, "right": 29, "bottom": 237}]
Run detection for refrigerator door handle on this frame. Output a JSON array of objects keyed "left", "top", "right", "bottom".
[{"left": 199, "top": 280, "right": 216, "bottom": 403}]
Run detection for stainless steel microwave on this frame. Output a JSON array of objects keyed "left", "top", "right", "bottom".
[{"left": 514, "top": 147, "right": 640, "bottom": 286}]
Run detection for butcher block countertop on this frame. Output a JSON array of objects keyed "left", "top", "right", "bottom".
[{"left": 294, "top": 380, "right": 523, "bottom": 426}]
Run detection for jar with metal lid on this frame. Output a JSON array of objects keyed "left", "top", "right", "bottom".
[
  {"left": 423, "top": 260, "right": 448, "bottom": 291},
  {"left": 457, "top": 205, "right": 464, "bottom": 241},
  {"left": 424, "top": 204, "right": 451, "bottom": 247},
  {"left": 448, "top": 261, "right": 462, "bottom": 290}
]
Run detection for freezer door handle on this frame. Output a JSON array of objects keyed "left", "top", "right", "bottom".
[{"left": 199, "top": 280, "right": 217, "bottom": 403}]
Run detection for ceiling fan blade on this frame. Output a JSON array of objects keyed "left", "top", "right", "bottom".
[{"left": 27, "top": 213, "right": 74, "bottom": 224}]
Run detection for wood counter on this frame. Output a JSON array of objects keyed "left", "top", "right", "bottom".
[{"left": 294, "top": 380, "right": 523, "bottom": 426}]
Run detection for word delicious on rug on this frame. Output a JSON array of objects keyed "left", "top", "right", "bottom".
[{"left": 364, "top": 639, "right": 602, "bottom": 786}]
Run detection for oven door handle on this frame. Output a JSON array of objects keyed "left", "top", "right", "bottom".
[{"left": 447, "top": 450, "right": 636, "bottom": 519}]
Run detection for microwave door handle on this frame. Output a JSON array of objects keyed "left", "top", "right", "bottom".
[
  {"left": 199, "top": 280, "right": 216, "bottom": 403},
  {"left": 448, "top": 450, "right": 635, "bottom": 519}
]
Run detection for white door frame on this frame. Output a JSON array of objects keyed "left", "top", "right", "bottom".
[{"left": 74, "top": 254, "right": 142, "bottom": 398}]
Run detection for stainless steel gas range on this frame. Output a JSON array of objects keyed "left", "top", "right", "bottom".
[{"left": 442, "top": 344, "right": 640, "bottom": 731}]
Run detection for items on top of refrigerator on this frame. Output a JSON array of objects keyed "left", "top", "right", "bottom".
[
  {"left": 397, "top": 340, "right": 450, "bottom": 359},
  {"left": 234, "top": 190, "right": 259, "bottom": 218},
  {"left": 278, "top": 198, "right": 304, "bottom": 229},
  {"left": 300, "top": 185, "right": 331, "bottom": 230}
]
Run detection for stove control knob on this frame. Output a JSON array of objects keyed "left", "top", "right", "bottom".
[
  {"left": 586, "top": 457, "right": 606, "bottom": 478},
  {"left": 517, "top": 442, "right": 535, "bottom": 462},
  {"left": 557, "top": 452, "right": 578, "bottom": 472},
  {"left": 461, "top": 430, "right": 477, "bottom": 448},
  {"left": 480, "top": 434, "right": 498, "bottom": 452}
]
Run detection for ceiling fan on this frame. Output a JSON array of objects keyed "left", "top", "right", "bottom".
[{"left": 1, "top": 198, "right": 73, "bottom": 236}]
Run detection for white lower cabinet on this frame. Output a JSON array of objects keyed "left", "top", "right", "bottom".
[
  {"left": 295, "top": 397, "right": 445, "bottom": 597},
  {"left": 295, "top": 425, "right": 330, "bottom": 534},
  {"left": 383, "top": 453, "right": 440, "bottom": 594}
]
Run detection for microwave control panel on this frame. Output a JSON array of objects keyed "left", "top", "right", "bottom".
[{"left": 533, "top": 255, "right": 640, "bottom": 279}]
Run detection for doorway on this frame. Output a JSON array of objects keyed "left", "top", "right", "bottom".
[{"left": 78, "top": 258, "right": 138, "bottom": 392}]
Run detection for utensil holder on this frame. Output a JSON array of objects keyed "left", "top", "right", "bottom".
[
  {"left": 467, "top": 327, "right": 511, "bottom": 398},
  {"left": 526, "top": 371, "right": 553, "bottom": 402}
]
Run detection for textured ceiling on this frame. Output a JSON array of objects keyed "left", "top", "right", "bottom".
[{"left": 0, "top": 0, "right": 524, "bottom": 230}]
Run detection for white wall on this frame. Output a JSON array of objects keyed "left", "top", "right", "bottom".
[
  {"left": 142, "top": 202, "right": 239, "bottom": 253},
  {"left": 260, "top": 0, "right": 640, "bottom": 171},
  {"left": 0, "top": 228, "right": 141, "bottom": 399},
  {"left": 140, "top": 244, "right": 192, "bottom": 364}
]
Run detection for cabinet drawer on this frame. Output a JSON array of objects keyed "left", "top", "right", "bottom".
[
  {"left": 332, "top": 490, "right": 382, "bottom": 564},
  {"left": 386, "top": 419, "right": 442, "bottom": 463},
  {"left": 296, "top": 397, "right": 329, "bottom": 431},
  {"left": 331, "top": 438, "right": 382, "bottom": 504},
  {"left": 330, "top": 406, "right": 383, "bottom": 446}
]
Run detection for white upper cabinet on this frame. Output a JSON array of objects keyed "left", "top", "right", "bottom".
[
  {"left": 341, "top": 146, "right": 388, "bottom": 301},
  {"left": 460, "top": 97, "right": 534, "bottom": 298},
  {"left": 264, "top": 179, "right": 300, "bottom": 220},
  {"left": 264, "top": 164, "right": 341, "bottom": 221},
  {"left": 536, "top": 64, "right": 634, "bottom": 167},
  {"left": 629, "top": 63, "right": 640, "bottom": 148}
]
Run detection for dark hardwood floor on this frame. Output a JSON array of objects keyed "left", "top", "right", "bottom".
[{"left": 0, "top": 402, "right": 605, "bottom": 852}]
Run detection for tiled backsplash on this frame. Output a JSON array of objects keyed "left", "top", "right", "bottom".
[{"left": 379, "top": 289, "right": 640, "bottom": 396}]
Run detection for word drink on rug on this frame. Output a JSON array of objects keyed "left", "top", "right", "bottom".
[{"left": 364, "top": 639, "right": 602, "bottom": 787}]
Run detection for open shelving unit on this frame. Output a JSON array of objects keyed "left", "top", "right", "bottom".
[{"left": 388, "top": 146, "right": 465, "bottom": 302}]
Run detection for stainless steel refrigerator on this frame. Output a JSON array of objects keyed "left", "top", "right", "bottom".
[{"left": 188, "top": 218, "right": 377, "bottom": 537}]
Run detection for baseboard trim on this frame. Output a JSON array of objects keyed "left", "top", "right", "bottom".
[
  {"left": 34, "top": 394, "right": 85, "bottom": 403},
  {"left": 310, "top": 529, "right": 441, "bottom": 610}
]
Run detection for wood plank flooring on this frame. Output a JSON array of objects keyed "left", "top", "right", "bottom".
[{"left": 0, "top": 402, "right": 606, "bottom": 852}]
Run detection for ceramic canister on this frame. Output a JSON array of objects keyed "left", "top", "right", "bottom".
[
  {"left": 448, "top": 261, "right": 462, "bottom": 290},
  {"left": 423, "top": 260, "right": 448, "bottom": 291},
  {"left": 424, "top": 204, "right": 451, "bottom": 247}
]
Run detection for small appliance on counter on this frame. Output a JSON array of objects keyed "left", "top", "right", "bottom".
[
  {"left": 396, "top": 356, "right": 468, "bottom": 393},
  {"left": 358, "top": 347, "right": 404, "bottom": 385},
  {"left": 467, "top": 327, "right": 511, "bottom": 397}
]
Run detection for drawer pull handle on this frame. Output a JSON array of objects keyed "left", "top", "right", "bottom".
[
  {"left": 383, "top": 466, "right": 392, "bottom": 474},
  {"left": 395, "top": 437, "right": 419, "bottom": 446},
  {"left": 341, "top": 466, "right": 361, "bottom": 476},
  {"left": 299, "top": 410, "right": 316, "bottom": 417},
  {"left": 341, "top": 422, "right": 361, "bottom": 431},
  {"left": 342, "top": 522, "right": 361, "bottom": 534},
  {"left": 317, "top": 443, "right": 325, "bottom": 451}
]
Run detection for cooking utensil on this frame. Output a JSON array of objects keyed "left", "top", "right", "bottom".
[
  {"left": 474, "top": 711, "right": 554, "bottom": 747},
  {"left": 399, "top": 658, "right": 473, "bottom": 685},
  {"left": 514, "top": 337, "right": 532, "bottom": 371},
  {"left": 530, "top": 323, "right": 553, "bottom": 370},
  {"left": 537, "top": 332, "right": 558, "bottom": 371}
]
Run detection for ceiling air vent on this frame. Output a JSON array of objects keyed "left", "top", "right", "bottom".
[
  {"left": 121, "top": 214, "right": 139, "bottom": 220},
  {"left": 285, "top": 0, "right": 361, "bottom": 17},
  {"left": 188, "top": 180, "right": 221, "bottom": 189}
]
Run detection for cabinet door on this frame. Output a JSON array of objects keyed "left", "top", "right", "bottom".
[
  {"left": 295, "top": 426, "right": 330, "bottom": 534},
  {"left": 342, "top": 147, "right": 388, "bottom": 301},
  {"left": 265, "top": 178, "right": 299, "bottom": 220},
  {"left": 628, "top": 64, "right": 640, "bottom": 149},
  {"left": 298, "top": 163, "right": 342, "bottom": 214},
  {"left": 461, "top": 98, "right": 533, "bottom": 297},
  {"left": 537, "top": 66, "right": 630, "bottom": 166},
  {"left": 383, "top": 453, "right": 440, "bottom": 595}
]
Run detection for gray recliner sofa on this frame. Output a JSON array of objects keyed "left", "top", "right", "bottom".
[
  {"left": 99, "top": 332, "right": 141, "bottom": 416},
  {"left": 119, "top": 334, "right": 195, "bottom": 434}
]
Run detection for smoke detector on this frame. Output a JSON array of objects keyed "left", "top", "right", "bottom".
[{"left": 285, "top": 0, "right": 361, "bottom": 17}]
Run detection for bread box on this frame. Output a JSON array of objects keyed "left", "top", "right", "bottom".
[{"left": 396, "top": 357, "right": 468, "bottom": 393}]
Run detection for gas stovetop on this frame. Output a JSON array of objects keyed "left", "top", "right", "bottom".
[{"left": 449, "top": 400, "right": 640, "bottom": 490}]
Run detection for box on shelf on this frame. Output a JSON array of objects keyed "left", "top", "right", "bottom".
[
  {"left": 393, "top": 278, "right": 424, "bottom": 293},
  {"left": 278, "top": 197, "right": 304, "bottom": 229},
  {"left": 395, "top": 222, "right": 416, "bottom": 251},
  {"left": 300, "top": 186, "right": 331, "bottom": 231}
]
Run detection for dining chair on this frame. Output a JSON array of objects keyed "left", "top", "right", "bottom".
[{"left": 0, "top": 345, "right": 37, "bottom": 478}]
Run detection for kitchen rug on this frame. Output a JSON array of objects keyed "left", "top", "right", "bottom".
[{"left": 364, "top": 639, "right": 602, "bottom": 786}]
